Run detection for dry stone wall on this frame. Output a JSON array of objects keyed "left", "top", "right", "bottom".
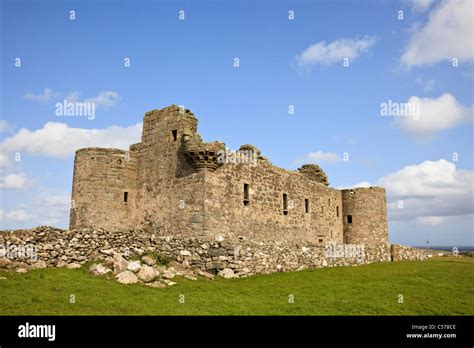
[{"left": 0, "top": 227, "right": 427, "bottom": 276}]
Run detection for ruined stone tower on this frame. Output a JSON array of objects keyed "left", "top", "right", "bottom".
[{"left": 70, "top": 105, "right": 389, "bottom": 245}]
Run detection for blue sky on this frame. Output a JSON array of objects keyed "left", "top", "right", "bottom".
[{"left": 1, "top": 0, "right": 473, "bottom": 246}]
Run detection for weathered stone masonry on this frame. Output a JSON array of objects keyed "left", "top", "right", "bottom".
[{"left": 69, "top": 105, "right": 389, "bottom": 248}]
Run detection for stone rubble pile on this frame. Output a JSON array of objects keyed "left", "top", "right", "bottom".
[{"left": 89, "top": 252, "right": 214, "bottom": 287}]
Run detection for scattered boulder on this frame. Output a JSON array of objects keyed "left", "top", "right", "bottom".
[
  {"left": 116, "top": 271, "right": 138, "bottom": 284},
  {"left": 16, "top": 268, "right": 28, "bottom": 273},
  {"left": 112, "top": 253, "right": 128, "bottom": 274},
  {"left": 145, "top": 281, "right": 166, "bottom": 288},
  {"left": 162, "top": 271, "right": 176, "bottom": 279},
  {"left": 0, "top": 258, "right": 12, "bottom": 269},
  {"left": 67, "top": 263, "right": 81, "bottom": 269},
  {"left": 217, "top": 268, "right": 234, "bottom": 279},
  {"left": 162, "top": 279, "right": 177, "bottom": 286},
  {"left": 137, "top": 265, "right": 158, "bottom": 283},
  {"left": 89, "top": 263, "right": 112, "bottom": 276},
  {"left": 31, "top": 260, "right": 47, "bottom": 270},
  {"left": 127, "top": 261, "right": 141, "bottom": 273},
  {"left": 141, "top": 255, "right": 156, "bottom": 266},
  {"left": 196, "top": 269, "right": 215, "bottom": 279}
]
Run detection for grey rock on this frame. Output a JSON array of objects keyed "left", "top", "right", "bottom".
[
  {"left": 89, "top": 263, "right": 112, "bottom": 276},
  {"left": 127, "top": 261, "right": 141, "bottom": 273},
  {"left": 116, "top": 271, "right": 138, "bottom": 284},
  {"left": 141, "top": 255, "right": 156, "bottom": 266},
  {"left": 137, "top": 265, "right": 158, "bottom": 283},
  {"left": 67, "top": 263, "right": 81, "bottom": 269},
  {"left": 217, "top": 268, "right": 234, "bottom": 279}
]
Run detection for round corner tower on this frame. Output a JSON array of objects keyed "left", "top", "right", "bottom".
[
  {"left": 341, "top": 187, "right": 388, "bottom": 245},
  {"left": 69, "top": 147, "right": 137, "bottom": 230}
]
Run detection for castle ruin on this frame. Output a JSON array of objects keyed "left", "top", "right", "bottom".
[{"left": 70, "top": 105, "right": 389, "bottom": 246}]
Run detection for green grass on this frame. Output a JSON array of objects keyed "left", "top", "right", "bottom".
[{"left": 0, "top": 257, "right": 472, "bottom": 315}]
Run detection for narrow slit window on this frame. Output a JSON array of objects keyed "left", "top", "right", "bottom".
[
  {"left": 347, "top": 215, "right": 352, "bottom": 224},
  {"left": 243, "top": 183, "right": 250, "bottom": 206},
  {"left": 171, "top": 129, "right": 178, "bottom": 141},
  {"left": 321, "top": 206, "right": 324, "bottom": 213},
  {"left": 283, "top": 193, "right": 288, "bottom": 215},
  {"left": 318, "top": 239, "right": 324, "bottom": 244},
  {"left": 305, "top": 199, "right": 309, "bottom": 213},
  {"left": 336, "top": 206, "right": 339, "bottom": 217},
  {"left": 124, "top": 192, "right": 128, "bottom": 203}
]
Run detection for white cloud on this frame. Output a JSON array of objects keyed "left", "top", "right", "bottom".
[
  {"left": 379, "top": 159, "right": 473, "bottom": 222},
  {"left": 392, "top": 93, "right": 473, "bottom": 137},
  {"left": 0, "top": 172, "right": 29, "bottom": 189},
  {"left": 65, "top": 91, "right": 80, "bottom": 103},
  {"left": 0, "top": 209, "right": 32, "bottom": 223},
  {"left": 0, "top": 122, "right": 142, "bottom": 159},
  {"left": 85, "top": 91, "right": 120, "bottom": 107},
  {"left": 65, "top": 91, "right": 120, "bottom": 108},
  {"left": 342, "top": 160, "right": 473, "bottom": 227},
  {"left": 336, "top": 181, "right": 371, "bottom": 190},
  {"left": 39, "top": 194, "right": 70, "bottom": 207},
  {"left": 416, "top": 216, "right": 446, "bottom": 225},
  {"left": 35, "top": 194, "right": 71, "bottom": 226},
  {"left": 401, "top": 0, "right": 473, "bottom": 66},
  {"left": 0, "top": 153, "right": 10, "bottom": 169},
  {"left": 24, "top": 88, "right": 58, "bottom": 103},
  {"left": 0, "top": 120, "right": 8, "bottom": 133},
  {"left": 295, "top": 150, "right": 341, "bottom": 165},
  {"left": 351, "top": 181, "right": 371, "bottom": 188},
  {"left": 295, "top": 36, "right": 376, "bottom": 69},
  {"left": 416, "top": 78, "right": 438, "bottom": 92},
  {"left": 0, "top": 193, "right": 71, "bottom": 228}
]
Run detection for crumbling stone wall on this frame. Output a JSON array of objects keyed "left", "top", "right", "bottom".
[{"left": 0, "top": 227, "right": 426, "bottom": 276}]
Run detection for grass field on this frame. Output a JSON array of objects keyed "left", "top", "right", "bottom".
[{"left": 0, "top": 257, "right": 472, "bottom": 315}]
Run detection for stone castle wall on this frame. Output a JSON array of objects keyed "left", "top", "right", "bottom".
[
  {"left": 0, "top": 227, "right": 427, "bottom": 276},
  {"left": 203, "top": 160, "right": 344, "bottom": 244}
]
